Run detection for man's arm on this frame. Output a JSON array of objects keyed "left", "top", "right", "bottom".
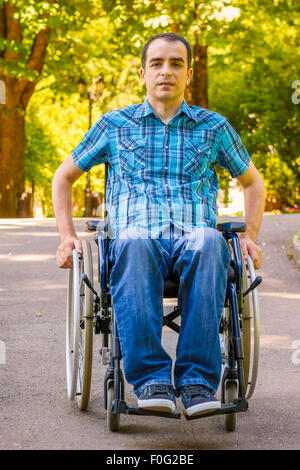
[
  {"left": 236, "top": 161, "right": 266, "bottom": 269},
  {"left": 52, "top": 156, "right": 85, "bottom": 268}
]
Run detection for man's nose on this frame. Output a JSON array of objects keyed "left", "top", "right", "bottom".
[{"left": 161, "top": 63, "right": 172, "bottom": 75}]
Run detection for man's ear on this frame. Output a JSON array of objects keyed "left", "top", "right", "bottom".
[
  {"left": 140, "top": 67, "right": 146, "bottom": 85},
  {"left": 186, "top": 68, "right": 193, "bottom": 86}
]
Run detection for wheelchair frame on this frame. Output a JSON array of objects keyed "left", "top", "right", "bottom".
[
  {"left": 66, "top": 166, "right": 262, "bottom": 433},
  {"left": 66, "top": 220, "right": 261, "bottom": 432}
]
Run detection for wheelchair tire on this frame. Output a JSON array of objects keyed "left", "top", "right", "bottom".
[
  {"left": 66, "top": 249, "right": 80, "bottom": 401},
  {"left": 66, "top": 241, "right": 94, "bottom": 410},
  {"left": 76, "top": 240, "right": 94, "bottom": 410},
  {"left": 240, "top": 251, "right": 251, "bottom": 395},
  {"left": 245, "top": 255, "right": 260, "bottom": 400},
  {"left": 224, "top": 380, "right": 238, "bottom": 432},
  {"left": 106, "top": 381, "right": 120, "bottom": 432}
]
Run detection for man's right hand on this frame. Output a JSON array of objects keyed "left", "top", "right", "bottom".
[
  {"left": 56, "top": 237, "right": 83, "bottom": 269},
  {"left": 52, "top": 156, "right": 85, "bottom": 269}
]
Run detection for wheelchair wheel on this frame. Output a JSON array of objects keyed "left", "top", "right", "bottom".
[
  {"left": 106, "top": 381, "right": 120, "bottom": 432},
  {"left": 66, "top": 240, "right": 94, "bottom": 410},
  {"left": 240, "top": 252, "right": 251, "bottom": 395},
  {"left": 224, "top": 380, "right": 238, "bottom": 432},
  {"left": 220, "top": 306, "right": 238, "bottom": 432},
  {"left": 245, "top": 255, "right": 260, "bottom": 399}
]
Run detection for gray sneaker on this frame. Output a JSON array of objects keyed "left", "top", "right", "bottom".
[
  {"left": 137, "top": 384, "right": 176, "bottom": 413},
  {"left": 180, "top": 384, "right": 221, "bottom": 417}
]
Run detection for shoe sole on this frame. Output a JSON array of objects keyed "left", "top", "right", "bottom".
[
  {"left": 138, "top": 399, "right": 176, "bottom": 413},
  {"left": 185, "top": 401, "right": 221, "bottom": 417}
]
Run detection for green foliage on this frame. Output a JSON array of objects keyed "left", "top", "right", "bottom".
[
  {"left": 25, "top": 77, "right": 111, "bottom": 216},
  {"left": 0, "top": 0, "right": 99, "bottom": 84},
  {"left": 6, "top": 0, "right": 300, "bottom": 215},
  {"left": 252, "top": 151, "right": 297, "bottom": 211},
  {"left": 208, "top": 0, "right": 300, "bottom": 210},
  {"left": 25, "top": 100, "right": 58, "bottom": 216}
]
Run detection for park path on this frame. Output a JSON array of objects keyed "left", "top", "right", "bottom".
[{"left": 0, "top": 214, "right": 299, "bottom": 450}]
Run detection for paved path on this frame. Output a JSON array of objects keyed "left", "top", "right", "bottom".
[{"left": 0, "top": 214, "right": 299, "bottom": 450}]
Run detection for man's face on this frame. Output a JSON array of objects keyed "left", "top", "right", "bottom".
[{"left": 140, "top": 39, "right": 193, "bottom": 104}]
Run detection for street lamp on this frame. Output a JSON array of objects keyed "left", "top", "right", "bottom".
[{"left": 77, "top": 74, "right": 104, "bottom": 216}]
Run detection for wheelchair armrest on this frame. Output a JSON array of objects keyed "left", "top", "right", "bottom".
[
  {"left": 217, "top": 222, "right": 247, "bottom": 233},
  {"left": 84, "top": 219, "right": 106, "bottom": 232}
]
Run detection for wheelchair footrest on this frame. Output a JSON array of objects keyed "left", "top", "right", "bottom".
[
  {"left": 127, "top": 407, "right": 181, "bottom": 419},
  {"left": 115, "top": 400, "right": 181, "bottom": 419},
  {"left": 112, "top": 398, "right": 247, "bottom": 421},
  {"left": 184, "top": 398, "right": 248, "bottom": 420}
]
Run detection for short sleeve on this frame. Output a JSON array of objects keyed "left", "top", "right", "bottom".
[
  {"left": 71, "top": 117, "right": 109, "bottom": 171},
  {"left": 216, "top": 120, "right": 251, "bottom": 178}
]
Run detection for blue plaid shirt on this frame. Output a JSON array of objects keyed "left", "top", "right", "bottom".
[{"left": 72, "top": 99, "right": 250, "bottom": 239}]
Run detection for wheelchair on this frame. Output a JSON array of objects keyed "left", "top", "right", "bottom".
[{"left": 66, "top": 211, "right": 262, "bottom": 433}]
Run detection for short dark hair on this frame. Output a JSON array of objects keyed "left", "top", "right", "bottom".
[{"left": 141, "top": 33, "right": 192, "bottom": 69}]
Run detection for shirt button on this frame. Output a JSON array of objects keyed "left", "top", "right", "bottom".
[
  {"left": 165, "top": 166, "right": 168, "bottom": 170},
  {"left": 165, "top": 146, "right": 168, "bottom": 149}
]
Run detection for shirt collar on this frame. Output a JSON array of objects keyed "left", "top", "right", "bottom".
[{"left": 134, "top": 98, "right": 198, "bottom": 122}]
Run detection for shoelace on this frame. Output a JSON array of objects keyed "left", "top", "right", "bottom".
[
  {"left": 180, "top": 384, "right": 212, "bottom": 400},
  {"left": 145, "top": 384, "right": 175, "bottom": 397}
]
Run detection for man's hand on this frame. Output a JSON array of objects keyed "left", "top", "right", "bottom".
[
  {"left": 239, "top": 234, "right": 262, "bottom": 270},
  {"left": 56, "top": 237, "right": 82, "bottom": 269},
  {"left": 52, "top": 156, "right": 85, "bottom": 269}
]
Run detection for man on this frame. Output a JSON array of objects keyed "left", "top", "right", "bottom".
[{"left": 52, "top": 33, "right": 265, "bottom": 417}]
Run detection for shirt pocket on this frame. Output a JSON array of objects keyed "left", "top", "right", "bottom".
[
  {"left": 184, "top": 140, "right": 212, "bottom": 178},
  {"left": 119, "top": 138, "right": 146, "bottom": 177}
]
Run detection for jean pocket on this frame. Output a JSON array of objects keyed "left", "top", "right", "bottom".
[
  {"left": 184, "top": 140, "right": 212, "bottom": 178},
  {"left": 119, "top": 138, "right": 146, "bottom": 177}
]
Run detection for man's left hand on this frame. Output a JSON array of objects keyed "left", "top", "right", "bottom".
[{"left": 239, "top": 235, "right": 263, "bottom": 269}]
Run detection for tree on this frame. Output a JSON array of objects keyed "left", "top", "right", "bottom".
[
  {"left": 3, "top": 0, "right": 298, "bottom": 217},
  {"left": 213, "top": 0, "right": 300, "bottom": 209},
  {"left": 0, "top": 0, "right": 97, "bottom": 217}
]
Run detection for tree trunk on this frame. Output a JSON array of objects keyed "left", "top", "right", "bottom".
[
  {"left": 0, "top": 72, "right": 36, "bottom": 217},
  {"left": 185, "top": 43, "right": 208, "bottom": 109},
  {"left": 192, "top": 43, "right": 208, "bottom": 108},
  {"left": 0, "top": 1, "right": 51, "bottom": 217},
  {"left": 0, "top": 101, "right": 26, "bottom": 217}
]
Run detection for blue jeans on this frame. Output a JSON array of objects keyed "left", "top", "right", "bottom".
[{"left": 107, "top": 226, "right": 231, "bottom": 397}]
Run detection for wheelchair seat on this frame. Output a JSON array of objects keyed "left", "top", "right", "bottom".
[
  {"left": 163, "top": 265, "right": 235, "bottom": 298},
  {"left": 163, "top": 277, "right": 180, "bottom": 298}
]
